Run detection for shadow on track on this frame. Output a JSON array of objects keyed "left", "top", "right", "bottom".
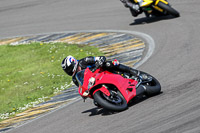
[
  {"left": 130, "top": 15, "right": 178, "bottom": 25},
  {"left": 82, "top": 107, "right": 117, "bottom": 116},
  {"left": 82, "top": 92, "right": 163, "bottom": 116}
]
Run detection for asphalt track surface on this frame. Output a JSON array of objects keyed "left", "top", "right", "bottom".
[{"left": 1, "top": 0, "right": 200, "bottom": 133}]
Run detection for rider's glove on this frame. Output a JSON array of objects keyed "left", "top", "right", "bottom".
[
  {"left": 120, "top": 0, "right": 126, "bottom": 3},
  {"left": 91, "top": 56, "right": 106, "bottom": 72},
  {"left": 120, "top": 0, "right": 129, "bottom": 8},
  {"left": 95, "top": 56, "right": 106, "bottom": 66}
]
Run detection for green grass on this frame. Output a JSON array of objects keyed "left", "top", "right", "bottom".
[{"left": 0, "top": 42, "right": 103, "bottom": 119}]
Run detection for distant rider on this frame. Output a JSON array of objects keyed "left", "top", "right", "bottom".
[
  {"left": 61, "top": 55, "right": 146, "bottom": 87},
  {"left": 120, "top": 0, "right": 151, "bottom": 17}
]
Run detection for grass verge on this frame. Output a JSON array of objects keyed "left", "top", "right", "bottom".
[{"left": 0, "top": 42, "right": 102, "bottom": 120}]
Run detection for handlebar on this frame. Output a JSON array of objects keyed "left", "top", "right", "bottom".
[
  {"left": 91, "top": 60, "right": 105, "bottom": 72},
  {"left": 91, "top": 63, "right": 100, "bottom": 72}
]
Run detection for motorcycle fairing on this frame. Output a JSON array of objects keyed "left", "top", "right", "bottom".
[
  {"left": 139, "top": 0, "right": 169, "bottom": 13},
  {"left": 141, "top": 1, "right": 168, "bottom": 13},
  {"left": 93, "top": 86, "right": 111, "bottom": 97},
  {"left": 79, "top": 68, "right": 138, "bottom": 103},
  {"left": 140, "top": 0, "right": 154, "bottom": 7},
  {"left": 155, "top": 0, "right": 168, "bottom": 5}
]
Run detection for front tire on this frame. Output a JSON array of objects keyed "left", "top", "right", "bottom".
[
  {"left": 139, "top": 71, "right": 161, "bottom": 96},
  {"left": 93, "top": 89, "right": 128, "bottom": 111},
  {"left": 157, "top": 2, "right": 180, "bottom": 17}
]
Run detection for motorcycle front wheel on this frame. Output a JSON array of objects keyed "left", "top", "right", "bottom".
[
  {"left": 93, "top": 89, "right": 127, "bottom": 111},
  {"left": 139, "top": 71, "right": 161, "bottom": 96},
  {"left": 157, "top": 2, "right": 180, "bottom": 17}
]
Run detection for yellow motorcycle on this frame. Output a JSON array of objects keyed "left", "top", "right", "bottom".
[{"left": 130, "top": 0, "right": 180, "bottom": 17}]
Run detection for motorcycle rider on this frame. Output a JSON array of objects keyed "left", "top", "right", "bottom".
[
  {"left": 61, "top": 55, "right": 147, "bottom": 87},
  {"left": 120, "top": 0, "right": 152, "bottom": 17}
]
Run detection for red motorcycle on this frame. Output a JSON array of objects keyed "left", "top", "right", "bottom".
[{"left": 76, "top": 67, "right": 161, "bottom": 111}]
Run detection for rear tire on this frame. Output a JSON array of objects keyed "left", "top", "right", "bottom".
[
  {"left": 93, "top": 90, "right": 128, "bottom": 111},
  {"left": 157, "top": 2, "right": 180, "bottom": 17}
]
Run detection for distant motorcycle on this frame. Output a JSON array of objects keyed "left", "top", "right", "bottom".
[
  {"left": 76, "top": 67, "right": 161, "bottom": 111},
  {"left": 130, "top": 0, "right": 180, "bottom": 17}
]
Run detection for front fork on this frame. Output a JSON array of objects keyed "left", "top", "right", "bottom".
[
  {"left": 93, "top": 85, "right": 111, "bottom": 97},
  {"left": 81, "top": 85, "right": 111, "bottom": 102}
]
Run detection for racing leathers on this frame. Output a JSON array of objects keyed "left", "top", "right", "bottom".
[
  {"left": 120, "top": 0, "right": 147, "bottom": 17},
  {"left": 72, "top": 56, "right": 140, "bottom": 87}
]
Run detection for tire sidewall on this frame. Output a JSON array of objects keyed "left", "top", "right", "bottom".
[
  {"left": 93, "top": 90, "right": 128, "bottom": 111},
  {"left": 139, "top": 71, "right": 161, "bottom": 96},
  {"left": 157, "top": 2, "right": 180, "bottom": 17}
]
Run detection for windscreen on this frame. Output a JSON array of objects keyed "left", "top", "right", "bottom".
[{"left": 75, "top": 70, "right": 85, "bottom": 86}]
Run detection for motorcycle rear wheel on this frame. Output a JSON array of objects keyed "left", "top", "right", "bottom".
[
  {"left": 93, "top": 89, "right": 128, "bottom": 111},
  {"left": 157, "top": 2, "right": 180, "bottom": 17}
]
